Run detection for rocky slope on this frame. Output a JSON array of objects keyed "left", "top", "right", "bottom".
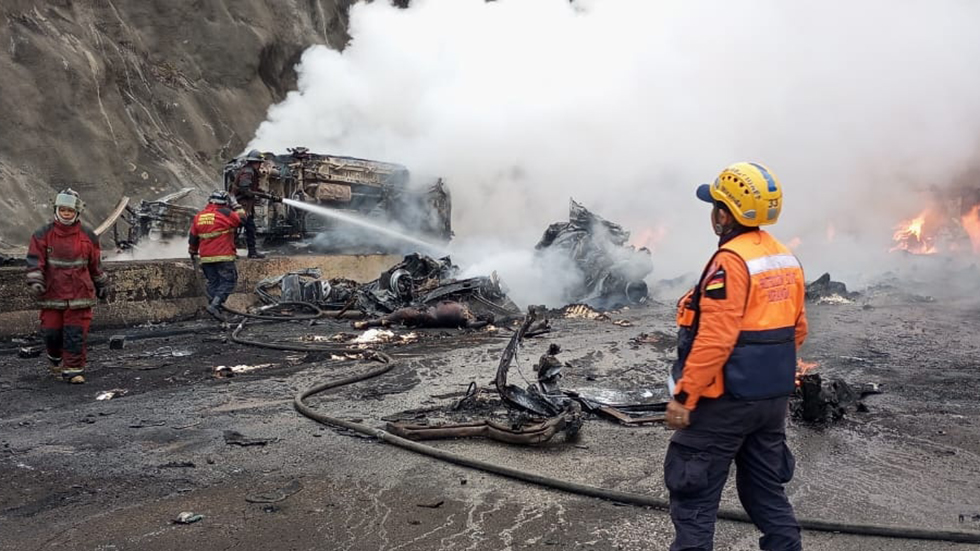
[{"left": 0, "top": 0, "right": 352, "bottom": 250}]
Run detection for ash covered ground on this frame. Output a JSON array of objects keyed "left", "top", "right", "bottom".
[{"left": 2, "top": 279, "right": 980, "bottom": 551}]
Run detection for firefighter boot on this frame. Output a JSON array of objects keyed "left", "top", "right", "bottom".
[
  {"left": 47, "top": 354, "right": 62, "bottom": 377},
  {"left": 61, "top": 368, "right": 85, "bottom": 384},
  {"left": 247, "top": 250, "right": 266, "bottom": 259},
  {"left": 206, "top": 296, "right": 226, "bottom": 321}
]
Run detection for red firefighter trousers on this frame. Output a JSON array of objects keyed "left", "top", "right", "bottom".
[{"left": 40, "top": 308, "right": 93, "bottom": 370}]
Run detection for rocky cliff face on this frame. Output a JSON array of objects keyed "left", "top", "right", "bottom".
[{"left": 0, "top": 0, "right": 352, "bottom": 249}]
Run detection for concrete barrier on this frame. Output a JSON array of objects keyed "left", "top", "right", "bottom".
[{"left": 0, "top": 255, "right": 400, "bottom": 337}]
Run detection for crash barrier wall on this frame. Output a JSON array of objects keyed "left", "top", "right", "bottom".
[{"left": 0, "top": 255, "right": 400, "bottom": 338}]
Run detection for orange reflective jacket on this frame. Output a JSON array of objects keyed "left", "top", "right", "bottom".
[{"left": 672, "top": 230, "right": 807, "bottom": 409}]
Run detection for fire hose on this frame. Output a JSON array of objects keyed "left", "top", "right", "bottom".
[
  {"left": 225, "top": 315, "right": 980, "bottom": 545},
  {"left": 290, "top": 362, "right": 980, "bottom": 545}
]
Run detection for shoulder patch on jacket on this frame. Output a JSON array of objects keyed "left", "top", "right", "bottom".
[
  {"left": 81, "top": 225, "right": 100, "bottom": 244},
  {"left": 704, "top": 268, "right": 726, "bottom": 299},
  {"left": 33, "top": 222, "right": 54, "bottom": 240}
]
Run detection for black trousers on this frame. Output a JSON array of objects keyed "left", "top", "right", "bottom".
[
  {"left": 200, "top": 261, "right": 237, "bottom": 306},
  {"left": 242, "top": 214, "right": 258, "bottom": 253},
  {"left": 664, "top": 396, "right": 801, "bottom": 551}
]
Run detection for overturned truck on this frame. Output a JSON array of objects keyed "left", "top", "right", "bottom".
[{"left": 223, "top": 147, "right": 452, "bottom": 252}]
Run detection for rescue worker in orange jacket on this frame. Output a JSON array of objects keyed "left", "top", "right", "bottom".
[
  {"left": 664, "top": 162, "right": 808, "bottom": 551},
  {"left": 26, "top": 188, "right": 108, "bottom": 384},
  {"left": 189, "top": 191, "right": 244, "bottom": 319}
]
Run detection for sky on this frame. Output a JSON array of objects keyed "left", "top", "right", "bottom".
[{"left": 248, "top": 0, "right": 980, "bottom": 301}]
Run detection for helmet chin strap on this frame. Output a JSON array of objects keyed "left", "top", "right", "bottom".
[
  {"left": 711, "top": 208, "right": 730, "bottom": 236},
  {"left": 56, "top": 211, "right": 78, "bottom": 225}
]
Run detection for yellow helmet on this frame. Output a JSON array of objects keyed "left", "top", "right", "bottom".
[{"left": 696, "top": 162, "right": 782, "bottom": 227}]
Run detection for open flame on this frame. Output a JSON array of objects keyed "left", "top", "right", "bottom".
[
  {"left": 962, "top": 205, "right": 980, "bottom": 253},
  {"left": 890, "top": 210, "right": 938, "bottom": 255},
  {"left": 796, "top": 358, "right": 818, "bottom": 387}
]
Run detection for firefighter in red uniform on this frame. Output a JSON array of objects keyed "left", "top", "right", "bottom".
[
  {"left": 665, "top": 163, "right": 808, "bottom": 551},
  {"left": 189, "top": 190, "right": 244, "bottom": 318},
  {"left": 26, "top": 189, "right": 108, "bottom": 384}
]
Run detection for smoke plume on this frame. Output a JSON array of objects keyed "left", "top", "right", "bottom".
[{"left": 249, "top": 0, "right": 980, "bottom": 298}]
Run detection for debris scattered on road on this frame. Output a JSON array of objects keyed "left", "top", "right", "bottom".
[
  {"left": 109, "top": 335, "right": 127, "bottom": 350},
  {"left": 173, "top": 512, "right": 203, "bottom": 524},
  {"left": 806, "top": 273, "right": 859, "bottom": 303},
  {"left": 416, "top": 500, "right": 445, "bottom": 509},
  {"left": 223, "top": 430, "right": 278, "bottom": 447},
  {"left": 128, "top": 419, "right": 167, "bottom": 429},
  {"left": 353, "top": 329, "right": 396, "bottom": 344},
  {"left": 158, "top": 461, "right": 196, "bottom": 469},
  {"left": 792, "top": 372, "right": 883, "bottom": 423},
  {"left": 17, "top": 345, "right": 43, "bottom": 359},
  {"left": 213, "top": 363, "right": 274, "bottom": 376},
  {"left": 96, "top": 389, "right": 128, "bottom": 401},
  {"left": 562, "top": 304, "right": 609, "bottom": 321}
]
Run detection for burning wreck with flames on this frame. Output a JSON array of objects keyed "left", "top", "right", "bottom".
[{"left": 890, "top": 186, "right": 980, "bottom": 255}]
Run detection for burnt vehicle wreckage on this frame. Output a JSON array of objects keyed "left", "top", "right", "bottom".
[
  {"left": 97, "top": 148, "right": 453, "bottom": 252},
  {"left": 250, "top": 253, "right": 520, "bottom": 322},
  {"left": 222, "top": 147, "right": 452, "bottom": 252},
  {"left": 536, "top": 199, "right": 653, "bottom": 308}
]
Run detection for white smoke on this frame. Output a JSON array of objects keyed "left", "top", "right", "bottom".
[{"left": 249, "top": 0, "right": 980, "bottom": 296}]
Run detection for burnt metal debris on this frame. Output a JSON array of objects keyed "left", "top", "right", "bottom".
[
  {"left": 792, "top": 372, "right": 882, "bottom": 423},
  {"left": 222, "top": 147, "right": 452, "bottom": 251},
  {"left": 0, "top": 252, "right": 20, "bottom": 267},
  {"left": 535, "top": 199, "right": 652, "bottom": 309},
  {"left": 255, "top": 253, "right": 521, "bottom": 321},
  {"left": 806, "top": 273, "right": 860, "bottom": 302},
  {"left": 495, "top": 309, "right": 667, "bottom": 428},
  {"left": 109, "top": 188, "right": 198, "bottom": 250},
  {"left": 386, "top": 307, "right": 669, "bottom": 445}
]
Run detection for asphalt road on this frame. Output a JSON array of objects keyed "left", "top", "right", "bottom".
[{"left": 2, "top": 285, "right": 979, "bottom": 550}]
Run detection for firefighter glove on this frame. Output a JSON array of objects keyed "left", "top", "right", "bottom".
[
  {"left": 95, "top": 281, "right": 109, "bottom": 300},
  {"left": 28, "top": 282, "right": 45, "bottom": 297}
]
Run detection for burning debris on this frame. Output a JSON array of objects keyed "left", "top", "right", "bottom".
[
  {"left": 806, "top": 273, "right": 860, "bottom": 303},
  {"left": 793, "top": 372, "right": 882, "bottom": 423},
  {"left": 222, "top": 147, "right": 452, "bottom": 252},
  {"left": 791, "top": 358, "right": 882, "bottom": 423},
  {"left": 535, "top": 199, "right": 652, "bottom": 309},
  {"left": 890, "top": 186, "right": 980, "bottom": 256}
]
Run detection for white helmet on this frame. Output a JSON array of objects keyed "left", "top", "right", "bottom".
[{"left": 53, "top": 188, "right": 84, "bottom": 225}]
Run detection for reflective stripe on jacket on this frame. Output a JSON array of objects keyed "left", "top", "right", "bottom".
[
  {"left": 188, "top": 204, "right": 241, "bottom": 263},
  {"left": 672, "top": 230, "right": 808, "bottom": 408},
  {"left": 26, "top": 221, "right": 105, "bottom": 309}
]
